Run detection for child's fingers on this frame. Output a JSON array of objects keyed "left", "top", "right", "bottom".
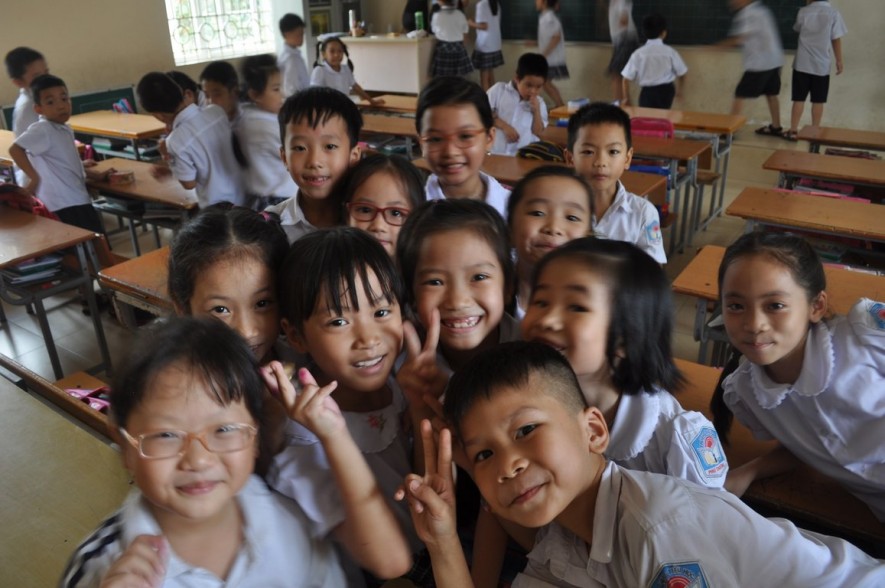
[
  {"left": 437, "top": 427, "right": 454, "bottom": 483},
  {"left": 402, "top": 320, "right": 422, "bottom": 360},
  {"left": 420, "top": 419, "right": 438, "bottom": 477},
  {"left": 424, "top": 394, "right": 446, "bottom": 421},
  {"left": 408, "top": 477, "right": 449, "bottom": 518},
  {"left": 422, "top": 308, "right": 441, "bottom": 357}
]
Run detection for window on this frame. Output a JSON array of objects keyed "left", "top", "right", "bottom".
[{"left": 164, "top": 0, "right": 276, "bottom": 66}]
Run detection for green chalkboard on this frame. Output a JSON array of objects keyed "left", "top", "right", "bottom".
[
  {"left": 2, "top": 85, "right": 136, "bottom": 131},
  {"left": 501, "top": 1, "right": 799, "bottom": 50}
]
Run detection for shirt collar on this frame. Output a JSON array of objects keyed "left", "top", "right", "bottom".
[
  {"left": 426, "top": 171, "right": 505, "bottom": 206},
  {"left": 645, "top": 38, "right": 665, "bottom": 46},
  {"left": 172, "top": 103, "right": 200, "bottom": 130},
  {"left": 594, "top": 182, "right": 630, "bottom": 224}
]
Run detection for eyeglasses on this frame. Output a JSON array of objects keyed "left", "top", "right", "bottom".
[
  {"left": 120, "top": 423, "right": 257, "bottom": 460},
  {"left": 347, "top": 202, "right": 411, "bottom": 226},
  {"left": 419, "top": 129, "right": 488, "bottom": 152}
]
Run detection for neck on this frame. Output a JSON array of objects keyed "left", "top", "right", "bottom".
[
  {"left": 329, "top": 62, "right": 342, "bottom": 72},
  {"left": 579, "top": 377, "right": 621, "bottom": 429},
  {"left": 314, "top": 367, "right": 393, "bottom": 412},
  {"left": 442, "top": 326, "right": 500, "bottom": 371},
  {"left": 440, "top": 173, "right": 486, "bottom": 201},
  {"left": 764, "top": 329, "right": 810, "bottom": 385},
  {"left": 298, "top": 194, "right": 339, "bottom": 228},
  {"left": 591, "top": 184, "right": 618, "bottom": 220},
  {"left": 555, "top": 455, "right": 604, "bottom": 544}
]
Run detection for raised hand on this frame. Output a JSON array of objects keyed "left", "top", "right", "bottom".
[
  {"left": 100, "top": 535, "right": 168, "bottom": 588},
  {"left": 397, "top": 309, "right": 448, "bottom": 409},
  {"left": 261, "top": 361, "right": 343, "bottom": 440}
]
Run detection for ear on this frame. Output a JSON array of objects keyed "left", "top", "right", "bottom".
[
  {"left": 810, "top": 291, "right": 828, "bottom": 323},
  {"left": 281, "top": 317, "right": 308, "bottom": 353},
  {"left": 624, "top": 146, "right": 633, "bottom": 169},
  {"left": 349, "top": 143, "right": 361, "bottom": 164},
  {"left": 564, "top": 148, "right": 574, "bottom": 167},
  {"left": 581, "top": 406, "right": 609, "bottom": 455},
  {"left": 247, "top": 88, "right": 259, "bottom": 103},
  {"left": 279, "top": 146, "right": 287, "bottom": 165},
  {"left": 172, "top": 300, "right": 187, "bottom": 316},
  {"left": 33, "top": 103, "right": 44, "bottom": 116},
  {"left": 486, "top": 126, "right": 496, "bottom": 152}
]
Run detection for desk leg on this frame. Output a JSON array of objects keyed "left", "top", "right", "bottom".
[
  {"left": 77, "top": 242, "right": 112, "bottom": 376},
  {"left": 684, "top": 158, "right": 699, "bottom": 248},
  {"left": 131, "top": 138, "right": 142, "bottom": 162},
  {"left": 693, "top": 298, "right": 709, "bottom": 364},
  {"left": 31, "top": 296, "right": 64, "bottom": 380},
  {"left": 809, "top": 142, "right": 821, "bottom": 154}
]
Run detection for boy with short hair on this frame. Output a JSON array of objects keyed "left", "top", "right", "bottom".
[
  {"left": 278, "top": 13, "right": 310, "bottom": 98},
  {"left": 400, "top": 341, "right": 885, "bottom": 588},
  {"left": 4, "top": 46, "right": 48, "bottom": 137},
  {"left": 136, "top": 72, "right": 245, "bottom": 209},
  {"left": 621, "top": 13, "right": 687, "bottom": 109},
  {"left": 265, "top": 86, "right": 362, "bottom": 243},
  {"left": 566, "top": 102, "right": 666, "bottom": 263},
  {"left": 487, "top": 52, "right": 549, "bottom": 156}
]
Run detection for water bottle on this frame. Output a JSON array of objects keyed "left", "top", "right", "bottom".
[{"left": 415, "top": 10, "right": 425, "bottom": 32}]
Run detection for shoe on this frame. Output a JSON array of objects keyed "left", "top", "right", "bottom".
[
  {"left": 781, "top": 129, "right": 799, "bottom": 142},
  {"left": 755, "top": 124, "right": 783, "bottom": 136}
]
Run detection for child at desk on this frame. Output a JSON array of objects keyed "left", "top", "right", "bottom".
[
  {"left": 535, "top": 0, "right": 567, "bottom": 108},
  {"left": 199, "top": 61, "right": 241, "bottom": 124},
  {"left": 4, "top": 46, "right": 47, "bottom": 137},
  {"left": 166, "top": 70, "right": 204, "bottom": 108},
  {"left": 713, "top": 232, "right": 885, "bottom": 522},
  {"left": 487, "top": 53, "right": 549, "bottom": 157},
  {"left": 278, "top": 13, "right": 310, "bottom": 98},
  {"left": 309, "top": 37, "right": 381, "bottom": 106},
  {"left": 565, "top": 102, "right": 666, "bottom": 263},
  {"left": 621, "top": 13, "right": 687, "bottom": 109},
  {"left": 431, "top": 0, "right": 474, "bottom": 78},
  {"left": 265, "top": 87, "right": 362, "bottom": 243}
]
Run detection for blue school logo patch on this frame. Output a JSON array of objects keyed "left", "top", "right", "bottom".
[
  {"left": 650, "top": 561, "right": 709, "bottom": 588},
  {"left": 869, "top": 302, "right": 885, "bottom": 330},
  {"left": 691, "top": 427, "right": 726, "bottom": 478},
  {"left": 646, "top": 221, "right": 662, "bottom": 243}
]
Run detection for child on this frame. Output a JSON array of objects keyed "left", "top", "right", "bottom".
[
  {"left": 237, "top": 54, "right": 297, "bottom": 209},
  {"left": 714, "top": 232, "right": 885, "bottom": 521},
  {"left": 309, "top": 36, "right": 382, "bottom": 105},
  {"left": 469, "top": 0, "right": 504, "bottom": 91},
  {"left": 401, "top": 341, "right": 885, "bottom": 587},
  {"left": 60, "top": 317, "right": 348, "bottom": 587},
  {"left": 431, "top": 0, "right": 474, "bottom": 78},
  {"left": 265, "top": 86, "right": 362, "bottom": 243},
  {"left": 340, "top": 152, "right": 427, "bottom": 258},
  {"left": 535, "top": 0, "right": 567, "bottom": 108},
  {"left": 4, "top": 46, "right": 47, "bottom": 137},
  {"left": 416, "top": 76, "right": 509, "bottom": 217},
  {"left": 278, "top": 13, "right": 310, "bottom": 98},
  {"left": 566, "top": 102, "right": 666, "bottom": 263},
  {"left": 784, "top": 0, "right": 847, "bottom": 141},
  {"left": 721, "top": 0, "right": 785, "bottom": 136},
  {"left": 136, "top": 72, "right": 245, "bottom": 208},
  {"left": 200, "top": 60, "right": 241, "bottom": 123},
  {"left": 621, "top": 13, "right": 688, "bottom": 109},
  {"left": 607, "top": 0, "right": 639, "bottom": 104},
  {"left": 506, "top": 166, "right": 592, "bottom": 319},
  {"left": 166, "top": 70, "right": 204, "bottom": 108},
  {"left": 487, "top": 52, "right": 549, "bottom": 157}
]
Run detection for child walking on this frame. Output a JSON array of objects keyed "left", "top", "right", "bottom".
[
  {"left": 431, "top": 0, "right": 474, "bottom": 78},
  {"left": 469, "top": 0, "right": 504, "bottom": 90},
  {"left": 278, "top": 13, "right": 310, "bottom": 98},
  {"left": 535, "top": 0, "right": 567, "bottom": 108},
  {"left": 200, "top": 61, "right": 242, "bottom": 123},
  {"left": 607, "top": 0, "right": 639, "bottom": 104},
  {"left": 621, "top": 13, "right": 688, "bottom": 109},
  {"left": 310, "top": 36, "right": 382, "bottom": 105}
]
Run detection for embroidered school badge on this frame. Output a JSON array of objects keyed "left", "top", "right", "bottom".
[
  {"left": 650, "top": 561, "right": 709, "bottom": 588},
  {"left": 869, "top": 302, "right": 885, "bottom": 330},
  {"left": 646, "top": 221, "right": 662, "bottom": 243},
  {"left": 691, "top": 427, "right": 726, "bottom": 478}
]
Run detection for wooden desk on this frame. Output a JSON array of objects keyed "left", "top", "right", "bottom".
[
  {"left": 0, "top": 128, "right": 13, "bottom": 167},
  {"left": 798, "top": 125, "right": 885, "bottom": 154},
  {"left": 359, "top": 94, "right": 418, "bottom": 114},
  {"left": 98, "top": 246, "right": 172, "bottom": 328},
  {"left": 0, "top": 376, "right": 128, "bottom": 587},
  {"left": 762, "top": 150, "right": 885, "bottom": 191},
  {"left": 361, "top": 113, "right": 419, "bottom": 155},
  {"left": 0, "top": 208, "right": 111, "bottom": 379},
  {"left": 68, "top": 111, "right": 165, "bottom": 161}
]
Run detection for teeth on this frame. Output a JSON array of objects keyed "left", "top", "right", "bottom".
[
  {"left": 443, "top": 316, "right": 480, "bottom": 328},
  {"left": 355, "top": 356, "right": 383, "bottom": 368}
]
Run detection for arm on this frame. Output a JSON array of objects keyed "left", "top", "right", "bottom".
[
  {"left": 725, "top": 443, "right": 801, "bottom": 496},
  {"left": 493, "top": 114, "right": 520, "bottom": 143},
  {"left": 832, "top": 38, "right": 843, "bottom": 74},
  {"left": 621, "top": 77, "right": 632, "bottom": 106},
  {"left": 530, "top": 96, "right": 546, "bottom": 137},
  {"left": 675, "top": 73, "right": 686, "bottom": 100},
  {"left": 8, "top": 143, "right": 39, "bottom": 194},
  {"left": 541, "top": 33, "right": 561, "bottom": 58},
  {"left": 468, "top": 19, "right": 489, "bottom": 31},
  {"left": 350, "top": 82, "right": 384, "bottom": 105}
]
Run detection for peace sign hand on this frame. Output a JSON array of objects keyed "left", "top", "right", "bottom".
[
  {"left": 261, "top": 361, "right": 343, "bottom": 441},
  {"left": 398, "top": 308, "right": 448, "bottom": 411}
]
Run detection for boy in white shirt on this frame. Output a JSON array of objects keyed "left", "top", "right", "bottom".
[
  {"left": 621, "top": 14, "right": 688, "bottom": 109},
  {"left": 278, "top": 13, "right": 310, "bottom": 98},
  {"left": 535, "top": 0, "right": 567, "bottom": 108},
  {"left": 487, "top": 53, "right": 549, "bottom": 156},
  {"left": 5, "top": 47, "right": 49, "bottom": 185}
]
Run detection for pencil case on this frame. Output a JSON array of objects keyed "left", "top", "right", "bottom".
[{"left": 108, "top": 171, "right": 135, "bottom": 185}]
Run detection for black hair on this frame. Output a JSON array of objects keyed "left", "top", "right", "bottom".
[
  {"left": 516, "top": 52, "right": 549, "bottom": 80},
  {"left": 241, "top": 53, "right": 280, "bottom": 100},
  {"left": 278, "top": 86, "right": 363, "bottom": 148},
  {"left": 489, "top": 0, "right": 500, "bottom": 16},
  {"left": 643, "top": 13, "right": 667, "bottom": 40},
  {"left": 396, "top": 199, "right": 514, "bottom": 309},
  {"left": 278, "top": 227, "right": 403, "bottom": 332},
  {"left": 279, "top": 13, "right": 306, "bottom": 34},
  {"left": 531, "top": 237, "right": 682, "bottom": 395},
  {"left": 314, "top": 36, "right": 355, "bottom": 72},
  {"left": 567, "top": 101, "right": 632, "bottom": 152},
  {"left": 29, "top": 74, "right": 65, "bottom": 105},
  {"left": 168, "top": 203, "right": 289, "bottom": 313},
  {"left": 506, "top": 165, "right": 594, "bottom": 226},
  {"left": 136, "top": 72, "right": 184, "bottom": 114},
  {"left": 165, "top": 70, "right": 200, "bottom": 102},
  {"left": 444, "top": 341, "right": 587, "bottom": 438},
  {"left": 416, "top": 76, "right": 494, "bottom": 134},
  {"left": 541, "top": 0, "right": 559, "bottom": 8},
  {"left": 339, "top": 153, "right": 427, "bottom": 223},
  {"left": 5, "top": 46, "right": 44, "bottom": 80},
  {"left": 200, "top": 60, "right": 239, "bottom": 91}
]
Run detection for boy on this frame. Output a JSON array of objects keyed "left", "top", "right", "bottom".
[
  {"left": 784, "top": 0, "right": 847, "bottom": 141},
  {"left": 278, "top": 13, "right": 310, "bottom": 98},
  {"left": 400, "top": 341, "right": 885, "bottom": 588},
  {"left": 136, "top": 72, "right": 245, "bottom": 209},
  {"left": 721, "top": 0, "right": 785, "bottom": 136},
  {"left": 621, "top": 13, "right": 687, "bottom": 109},
  {"left": 487, "top": 53, "right": 549, "bottom": 156},
  {"left": 566, "top": 102, "right": 666, "bottom": 263},
  {"left": 535, "top": 0, "right": 567, "bottom": 108},
  {"left": 265, "top": 87, "right": 362, "bottom": 243},
  {"left": 4, "top": 46, "right": 48, "bottom": 137},
  {"left": 606, "top": 0, "right": 639, "bottom": 104}
]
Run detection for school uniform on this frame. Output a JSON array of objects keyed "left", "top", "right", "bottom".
[
  {"left": 425, "top": 171, "right": 511, "bottom": 219},
  {"left": 792, "top": 0, "right": 847, "bottom": 103},
  {"left": 165, "top": 103, "right": 246, "bottom": 208},
  {"left": 607, "top": 388, "right": 727, "bottom": 490},
  {"left": 620, "top": 38, "right": 688, "bottom": 109},
  {"left": 61, "top": 475, "right": 347, "bottom": 588},
  {"left": 472, "top": 0, "right": 504, "bottom": 70},
  {"left": 514, "top": 461, "right": 885, "bottom": 587},
  {"left": 731, "top": 1, "right": 784, "bottom": 99},
  {"left": 538, "top": 9, "right": 568, "bottom": 79},
  {"left": 235, "top": 104, "right": 298, "bottom": 207},
  {"left": 593, "top": 181, "right": 666, "bottom": 264},
  {"left": 263, "top": 193, "right": 317, "bottom": 244},
  {"left": 310, "top": 62, "right": 357, "bottom": 96},
  {"left": 723, "top": 298, "right": 885, "bottom": 521},
  {"left": 278, "top": 43, "right": 311, "bottom": 98},
  {"left": 607, "top": 0, "right": 639, "bottom": 75},
  {"left": 431, "top": 7, "right": 473, "bottom": 76},
  {"left": 12, "top": 88, "right": 38, "bottom": 137},
  {"left": 488, "top": 81, "right": 548, "bottom": 156}
]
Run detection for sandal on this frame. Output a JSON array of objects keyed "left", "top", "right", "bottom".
[
  {"left": 755, "top": 124, "right": 783, "bottom": 136},
  {"left": 781, "top": 129, "right": 799, "bottom": 142}
]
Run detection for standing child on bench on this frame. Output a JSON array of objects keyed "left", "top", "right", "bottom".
[
  {"left": 621, "top": 13, "right": 687, "bottom": 109},
  {"left": 469, "top": 0, "right": 504, "bottom": 90},
  {"left": 535, "top": 0, "right": 567, "bottom": 108}
]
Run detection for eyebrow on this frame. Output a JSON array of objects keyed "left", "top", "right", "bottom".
[
  {"left": 417, "top": 262, "right": 498, "bottom": 275},
  {"left": 534, "top": 282, "right": 590, "bottom": 295},
  {"left": 462, "top": 406, "right": 540, "bottom": 449},
  {"left": 723, "top": 289, "right": 792, "bottom": 299},
  {"left": 524, "top": 197, "right": 586, "bottom": 211}
]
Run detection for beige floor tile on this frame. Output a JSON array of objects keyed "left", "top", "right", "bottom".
[
  {"left": 0, "top": 321, "right": 47, "bottom": 358},
  {"left": 13, "top": 344, "right": 96, "bottom": 381}
]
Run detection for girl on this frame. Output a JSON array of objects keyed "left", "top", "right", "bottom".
[
  {"left": 310, "top": 36, "right": 382, "bottom": 105},
  {"left": 536, "top": 0, "right": 567, "bottom": 107},
  {"left": 340, "top": 153, "right": 427, "bottom": 258},
  {"left": 713, "top": 231, "right": 884, "bottom": 520},
  {"left": 200, "top": 60, "right": 241, "bottom": 123},
  {"left": 431, "top": 0, "right": 474, "bottom": 78},
  {"left": 469, "top": 0, "right": 504, "bottom": 91},
  {"left": 506, "top": 166, "right": 593, "bottom": 319},
  {"left": 166, "top": 70, "right": 204, "bottom": 107},
  {"left": 237, "top": 54, "right": 298, "bottom": 209},
  {"left": 416, "top": 76, "right": 509, "bottom": 217}
]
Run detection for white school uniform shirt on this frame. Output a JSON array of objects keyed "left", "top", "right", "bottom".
[
  {"left": 593, "top": 182, "right": 666, "bottom": 264},
  {"left": 607, "top": 0, "right": 636, "bottom": 42},
  {"left": 538, "top": 9, "right": 566, "bottom": 67},
  {"left": 278, "top": 43, "right": 311, "bottom": 98},
  {"left": 793, "top": 0, "right": 847, "bottom": 76},
  {"left": 514, "top": 461, "right": 885, "bottom": 588},
  {"left": 474, "top": 0, "right": 502, "bottom": 52},
  {"left": 488, "top": 81, "right": 549, "bottom": 156},
  {"left": 235, "top": 104, "right": 298, "bottom": 199},
  {"left": 61, "top": 476, "right": 347, "bottom": 588},
  {"left": 13, "top": 117, "right": 90, "bottom": 212},
  {"left": 166, "top": 103, "right": 245, "bottom": 208},
  {"left": 310, "top": 62, "right": 357, "bottom": 96},
  {"left": 730, "top": 0, "right": 784, "bottom": 72},
  {"left": 432, "top": 7, "right": 469, "bottom": 42},
  {"left": 621, "top": 39, "right": 687, "bottom": 87},
  {"left": 263, "top": 192, "right": 317, "bottom": 244},
  {"left": 723, "top": 298, "right": 885, "bottom": 521},
  {"left": 12, "top": 88, "right": 38, "bottom": 137},
  {"left": 425, "top": 171, "right": 511, "bottom": 218},
  {"left": 607, "top": 388, "right": 727, "bottom": 489}
]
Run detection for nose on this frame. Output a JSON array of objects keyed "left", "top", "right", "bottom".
[
  {"left": 443, "top": 280, "right": 471, "bottom": 310},
  {"left": 541, "top": 216, "right": 564, "bottom": 236},
  {"left": 497, "top": 449, "right": 528, "bottom": 483},
  {"left": 179, "top": 433, "right": 214, "bottom": 471},
  {"left": 353, "top": 318, "right": 381, "bottom": 349},
  {"left": 744, "top": 307, "right": 768, "bottom": 333},
  {"left": 368, "top": 211, "right": 388, "bottom": 233},
  {"left": 534, "top": 304, "right": 561, "bottom": 332},
  {"left": 231, "top": 312, "right": 260, "bottom": 346}
]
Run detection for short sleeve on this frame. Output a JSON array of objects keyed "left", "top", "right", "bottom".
[
  {"left": 721, "top": 367, "right": 778, "bottom": 441},
  {"left": 729, "top": 10, "right": 748, "bottom": 38},
  {"left": 672, "top": 50, "right": 688, "bottom": 77},
  {"left": 309, "top": 66, "right": 325, "bottom": 87},
  {"left": 460, "top": 12, "right": 469, "bottom": 34},
  {"left": 665, "top": 411, "right": 728, "bottom": 489},
  {"left": 621, "top": 53, "right": 638, "bottom": 80},
  {"left": 167, "top": 139, "right": 197, "bottom": 183},
  {"left": 539, "top": 99, "right": 549, "bottom": 129},
  {"left": 431, "top": 12, "right": 441, "bottom": 35},
  {"left": 831, "top": 11, "right": 847, "bottom": 40},
  {"left": 13, "top": 122, "right": 51, "bottom": 156},
  {"left": 636, "top": 197, "right": 667, "bottom": 264},
  {"left": 487, "top": 83, "right": 504, "bottom": 109}
]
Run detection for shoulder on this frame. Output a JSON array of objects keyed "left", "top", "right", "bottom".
[
  {"left": 60, "top": 510, "right": 126, "bottom": 588},
  {"left": 844, "top": 298, "right": 885, "bottom": 348}
]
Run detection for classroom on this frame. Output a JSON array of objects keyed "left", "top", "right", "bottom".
[{"left": 1, "top": 0, "right": 884, "bottom": 586}]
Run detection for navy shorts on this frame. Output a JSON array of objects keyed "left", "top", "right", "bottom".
[
  {"left": 56, "top": 203, "right": 105, "bottom": 234},
  {"left": 792, "top": 69, "right": 830, "bottom": 103},
  {"left": 735, "top": 67, "right": 781, "bottom": 98}
]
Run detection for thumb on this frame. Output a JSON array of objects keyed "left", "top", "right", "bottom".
[{"left": 409, "top": 478, "right": 449, "bottom": 517}]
